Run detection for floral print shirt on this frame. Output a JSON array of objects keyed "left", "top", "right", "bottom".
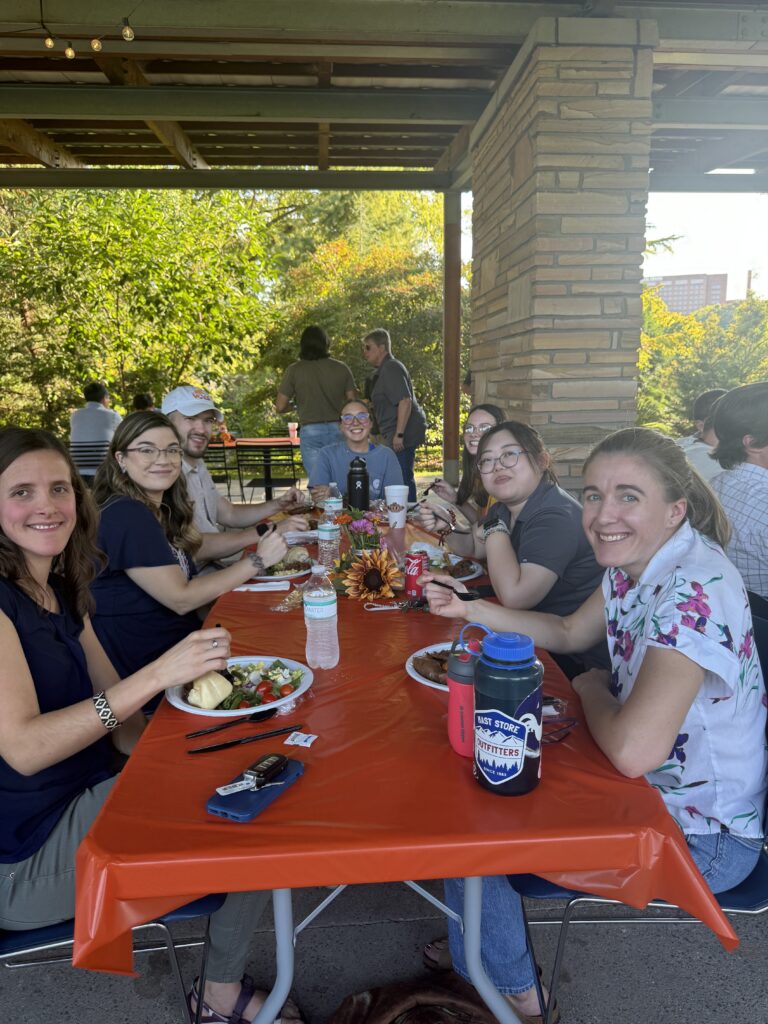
[{"left": 604, "top": 522, "right": 767, "bottom": 838}]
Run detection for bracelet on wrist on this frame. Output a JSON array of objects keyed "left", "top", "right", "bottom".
[
  {"left": 483, "top": 520, "right": 510, "bottom": 541},
  {"left": 92, "top": 691, "right": 121, "bottom": 732},
  {"left": 248, "top": 552, "right": 266, "bottom": 576}
]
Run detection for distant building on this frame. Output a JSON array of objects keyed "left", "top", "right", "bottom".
[{"left": 644, "top": 273, "right": 728, "bottom": 314}]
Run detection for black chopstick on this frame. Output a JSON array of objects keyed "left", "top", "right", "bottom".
[
  {"left": 185, "top": 706, "right": 278, "bottom": 739},
  {"left": 187, "top": 723, "right": 302, "bottom": 755}
]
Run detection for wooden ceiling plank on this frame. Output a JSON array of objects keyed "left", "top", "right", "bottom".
[
  {"left": 0, "top": 118, "right": 84, "bottom": 168},
  {"left": 654, "top": 129, "right": 768, "bottom": 175}
]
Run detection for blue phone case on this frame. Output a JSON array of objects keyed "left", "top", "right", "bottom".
[{"left": 206, "top": 758, "right": 305, "bottom": 823}]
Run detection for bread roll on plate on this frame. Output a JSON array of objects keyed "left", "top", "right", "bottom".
[{"left": 187, "top": 670, "right": 233, "bottom": 710}]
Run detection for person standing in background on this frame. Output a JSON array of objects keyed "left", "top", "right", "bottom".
[
  {"left": 276, "top": 325, "right": 357, "bottom": 477},
  {"left": 363, "top": 328, "right": 427, "bottom": 502}
]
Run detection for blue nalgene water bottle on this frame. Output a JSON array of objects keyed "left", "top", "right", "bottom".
[{"left": 461, "top": 623, "right": 543, "bottom": 796}]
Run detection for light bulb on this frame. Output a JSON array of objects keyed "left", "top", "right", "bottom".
[
  {"left": 121, "top": 18, "right": 135, "bottom": 41},
  {"left": 44, "top": 35, "right": 55, "bottom": 49},
  {"left": 90, "top": 37, "right": 102, "bottom": 51},
  {"left": 64, "top": 42, "right": 76, "bottom": 59}
]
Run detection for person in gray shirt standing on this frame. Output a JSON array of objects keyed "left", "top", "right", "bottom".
[
  {"left": 363, "top": 328, "right": 426, "bottom": 501},
  {"left": 69, "top": 380, "right": 122, "bottom": 484}
]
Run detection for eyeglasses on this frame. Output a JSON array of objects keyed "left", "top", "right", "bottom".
[
  {"left": 463, "top": 422, "right": 494, "bottom": 435},
  {"left": 123, "top": 445, "right": 184, "bottom": 463},
  {"left": 477, "top": 448, "right": 527, "bottom": 474},
  {"left": 341, "top": 412, "right": 370, "bottom": 425}
]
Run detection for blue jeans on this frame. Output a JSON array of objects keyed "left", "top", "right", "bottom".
[
  {"left": 444, "top": 830, "right": 763, "bottom": 994},
  {"left": 395, "top": 444, "right": 417, "bottom": 502},
  {"left": 299, "top": 422, "right": 341, "bottom": 478}
]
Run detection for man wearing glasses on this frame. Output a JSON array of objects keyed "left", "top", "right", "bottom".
[
  {"left": 162, "top": 386, "right": 307, "bottom": 571},
  {"left": 308, "top": 399, "right": 403, "bottom": 503}
]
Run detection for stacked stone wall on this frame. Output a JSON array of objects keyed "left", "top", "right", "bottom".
[{"left": 470, "top": 19, "right": 656, "bottom": 490}]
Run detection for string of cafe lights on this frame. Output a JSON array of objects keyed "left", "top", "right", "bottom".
[{"left": 39, "top": 0, "right": 143, "bottom": 59}]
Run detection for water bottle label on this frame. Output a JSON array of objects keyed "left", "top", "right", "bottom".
[
  {"left": 318, "top": 522, "right": 340, "bottom": 538},
  {"left": 474, "top": 708, "right": 540, "bottom": 786},
  {"left": 304, "top": 598, "right": 337, "bottom": 620},
  {"left": 324, "top": 498, "right": 343, "bottom": 515}
]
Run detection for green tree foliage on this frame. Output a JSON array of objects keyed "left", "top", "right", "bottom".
[
  {"left": 0, "top": 189, "right": 276, "bottom": 433},
  {"left": 225, "top": 191, "right": 466, "bottom": 445},
  {"left": 638, "top": 289, "right": 768, "bottom": 434}
]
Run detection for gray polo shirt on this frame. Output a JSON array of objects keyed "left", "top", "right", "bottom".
[
  {"left": 486, "top": 477, "right": 603, "bottom": 617},
  {"left": 370, "top": 355, "right": 426, "bottom": 448}
]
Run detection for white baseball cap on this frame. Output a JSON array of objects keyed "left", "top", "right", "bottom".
[{"left": 161, "top": 385, "right": 223, "bottom": 422}]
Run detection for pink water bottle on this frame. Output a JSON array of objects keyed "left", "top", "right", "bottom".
[{"left": 446, "top": 639, "right": 480, "bottom": 757}]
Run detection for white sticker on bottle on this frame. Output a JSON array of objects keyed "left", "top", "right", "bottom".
[{"left": 474, "top": 708, "right": 531, "bottom": 786}]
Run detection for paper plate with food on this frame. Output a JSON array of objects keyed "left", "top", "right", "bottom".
[
  {"left": 252, "top": 545, "right": 312, "bottom": 581},
  {"left": 166, "top": 656, "right": 314, "bottom": 717},
  {"left": 409, "top": 543, "right": 483, "bottom": 583},
  {"left": 405, "top": 644, "right": 452, "bottom": 692}
]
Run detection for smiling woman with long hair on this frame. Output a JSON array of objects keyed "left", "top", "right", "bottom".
[
  {"left": 90, "top": 411, "right": 286, "bottom": 680},
  {"left": 423, "top": 427, "right": 766, "bottom": 1021},
  {"left": 0, "top": 425, "right": 302, "bottom": 1024}
]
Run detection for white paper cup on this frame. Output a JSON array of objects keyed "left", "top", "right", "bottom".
[
  {"left": 288, "top": 422, "right": 299, "bottom": 440},
  {"left": 385, "top": 485, "right": 409, "bottom": 528}
]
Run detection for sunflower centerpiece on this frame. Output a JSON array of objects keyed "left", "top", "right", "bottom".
[
  {"left": 340, "top": 547, "right": 404, "bottom": 601},
  {"left": 331, "top": 508, "right": 402, "bottom": 601}
]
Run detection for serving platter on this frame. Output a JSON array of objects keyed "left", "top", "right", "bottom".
[{"left": 166, "top": 655, "right": 314, "bottom": 717}]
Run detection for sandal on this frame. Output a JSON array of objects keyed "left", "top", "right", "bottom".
[
  {"left": 188, "top": 974, "right": 304, "bottom": 1024},
  {"left": 423, "top": 935, "right": 452, "bottom": 971}
]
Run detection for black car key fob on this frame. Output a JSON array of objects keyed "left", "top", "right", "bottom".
[{"left": 244, "top": 753, "right": 289, "bottom": 789}]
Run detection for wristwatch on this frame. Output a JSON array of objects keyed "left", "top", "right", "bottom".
[{"left": 395, "top": 432, "right": 405, "bottom": 439}]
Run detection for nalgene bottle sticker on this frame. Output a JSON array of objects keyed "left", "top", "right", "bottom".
[{"left": 474, "top": 708, "right": 534, "bottom": 785}]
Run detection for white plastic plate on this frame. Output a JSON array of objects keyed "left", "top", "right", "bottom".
[{"left": 166, "top": 655, "right": 314, "bottom": 717}]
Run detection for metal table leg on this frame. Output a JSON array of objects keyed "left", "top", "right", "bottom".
[
  {"left": 252, "top": 889, "right": 295, "bottom": 1024},
  {"left": 463, "top": 876, "right": 523, "bottom": 1024}
]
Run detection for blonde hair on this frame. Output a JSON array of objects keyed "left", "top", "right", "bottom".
[{"left": 583, "top": 427, "right": 730, "bottom": 548}]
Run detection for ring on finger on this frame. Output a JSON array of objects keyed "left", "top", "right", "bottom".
[{"left": 211, "top": 639, "right": 219, "bottom": 649}]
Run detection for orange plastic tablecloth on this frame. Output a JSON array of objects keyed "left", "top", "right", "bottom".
[{"left": 73, "top": 590, "right": 738, "bottom": 975}]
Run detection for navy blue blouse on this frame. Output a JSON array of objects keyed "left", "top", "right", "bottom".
[
  {"left": 91, "top": 496, "right": 201, "bottom": 678},
  {"left": 0, "top": 578, "right": 113, "bottom": 863}
]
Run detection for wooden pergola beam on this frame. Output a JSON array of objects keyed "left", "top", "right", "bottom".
[
  {"left": 0, "top": 168, "right": 453, "bottom": 190},
  {"left": 0, "top": 118, "right": 84, "bottom": 168},
  {"left": 94, "top": 55, "right": 209, "bottom": 170},
  {"left": 0, "top": 85, "right": 489, "bottom": 125}
]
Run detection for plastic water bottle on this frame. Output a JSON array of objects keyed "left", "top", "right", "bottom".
[
  {"left": 303, "top": 565, "right": 339, "bottom": 669},
  {"left": 317, "top": 520, "right": 340, "bottom": 569},
  {"left": 461, "top": 623, "right": 543, "bottom": 796},
  {"left": 324, "top": 481, "right": 343, "bottom": 518}
]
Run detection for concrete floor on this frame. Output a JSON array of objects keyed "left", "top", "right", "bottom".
[{"left": 3, "top": 879, "right": 768, "bottom": 1023}]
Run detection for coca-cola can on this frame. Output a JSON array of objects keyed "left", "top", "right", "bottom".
[{"left": 405, "top": 551, "right": 428, "bottom": 599}]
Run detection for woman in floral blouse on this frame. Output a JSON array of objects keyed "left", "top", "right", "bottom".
[{"left": 426, "top": 427, "right": 767, "bottom": 1023}]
